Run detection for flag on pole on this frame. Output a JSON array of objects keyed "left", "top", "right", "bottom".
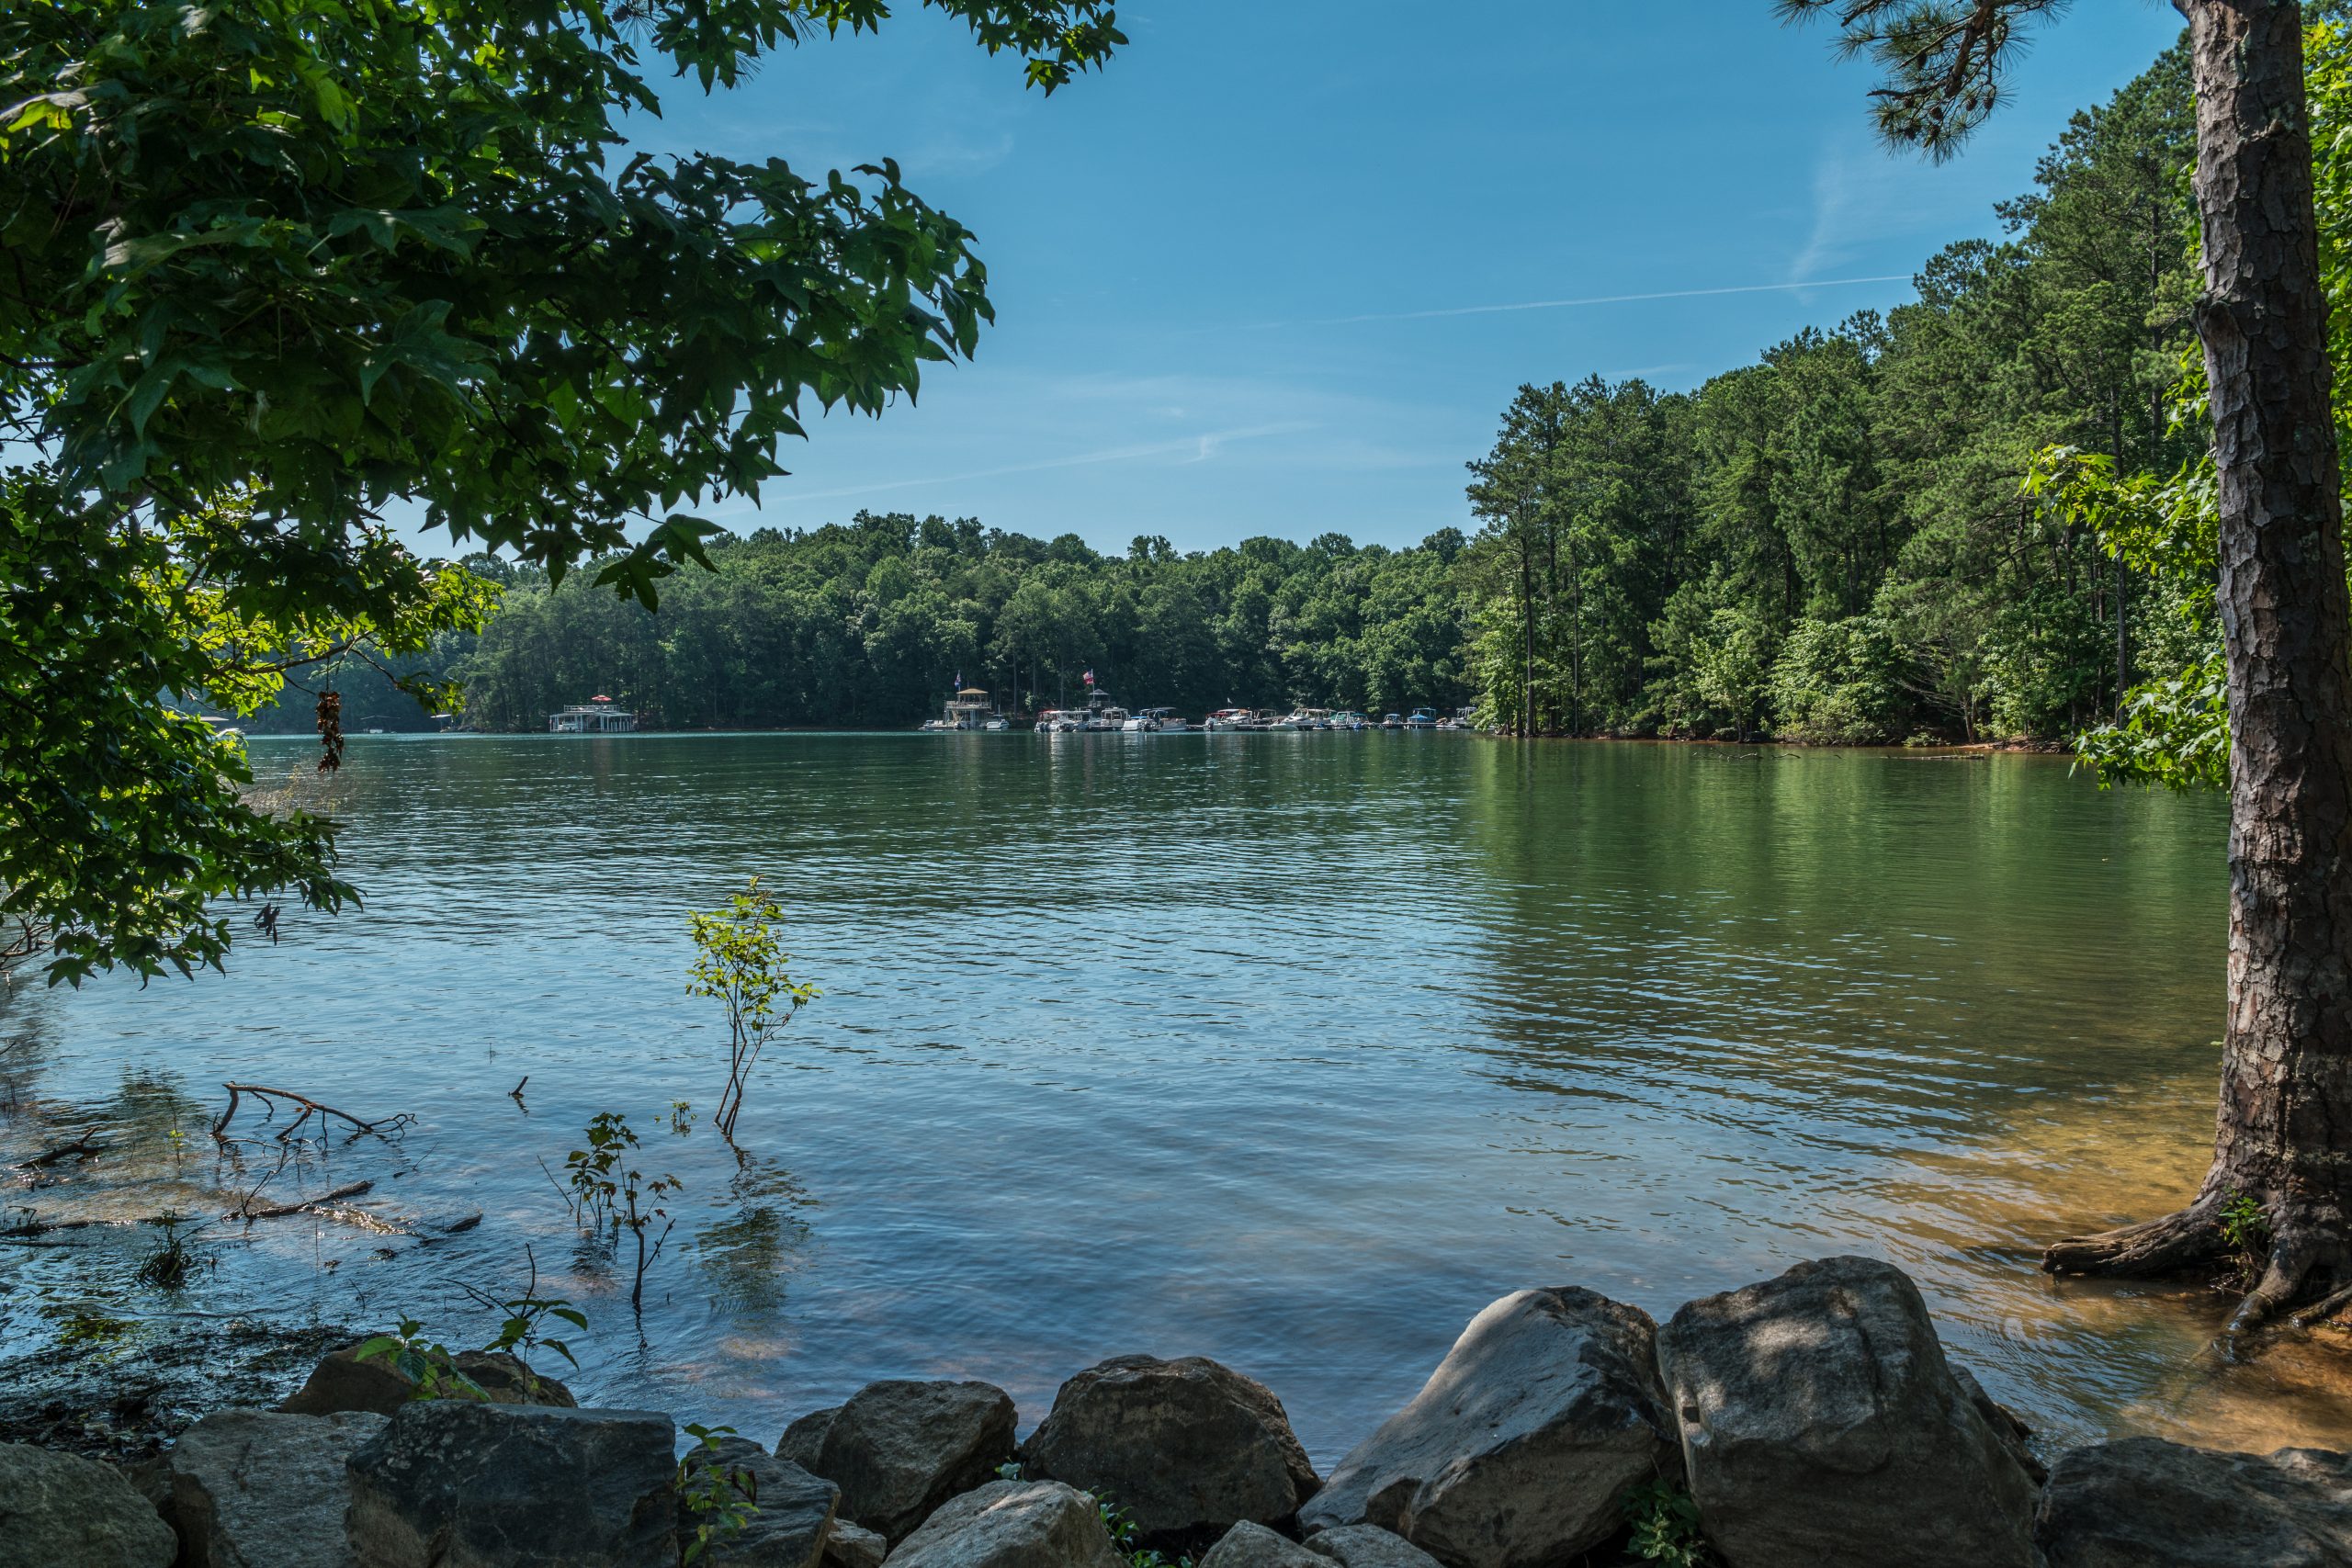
[{"left": 1083, "top": 669, "right": 1095, "bottom": 686}]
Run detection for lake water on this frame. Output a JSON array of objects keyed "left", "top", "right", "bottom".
[{"left": 7, "top": 731, "right": 2348, "bottom": 1463}]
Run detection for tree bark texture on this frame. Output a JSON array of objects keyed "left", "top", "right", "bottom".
[{"left": 2048, "top": 0, "right": 2352, "bottom": 1328}]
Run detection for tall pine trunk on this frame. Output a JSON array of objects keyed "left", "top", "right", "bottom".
[{"left": 2049, "top": 0, "right": 2352, "bottom": 1325}]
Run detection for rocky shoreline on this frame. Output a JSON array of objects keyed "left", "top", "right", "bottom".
[{"left": 4, "top": 1255, "right": 2346, "bottom": 1568}]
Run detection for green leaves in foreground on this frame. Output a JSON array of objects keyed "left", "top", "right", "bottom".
[
  {"left": 2026, "top": 446, "right": 2228, "bottom": 794},
  {"left": 2, "top": 0, "right": 1122, "bottom": 609},
  {"left": 0, "top": 479, "right": 495, "bottom": 984},
  {"left": 0, "top": 0, "right": 1120, "bottom": 980}
]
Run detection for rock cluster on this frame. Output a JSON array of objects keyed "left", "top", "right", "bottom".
[{"left": 5, "top": 1254, "right": 2348, "bottom": 1568}]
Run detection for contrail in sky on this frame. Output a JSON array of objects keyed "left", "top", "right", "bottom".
[{"left": 1260, "top": 275, "right": 1915, "bottom": 330}]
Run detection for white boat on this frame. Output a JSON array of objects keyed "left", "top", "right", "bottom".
[
  {"left": 1034, "top": 708, "right": 1083, "bottom": 733},
  {"left": 1330, "top": 711, "right": 1369, "bottom": 730},
  {"left": 1381, "top": 713, "right": 1403, "bottom": 729},
  {"left": 1121, "top": 712, "right": 1158, "bottom": 732},
  {"left": 922, "top": 687, "right": 1001, "bottom": 731},
  {"left": 1123, "top": 706, "right": 1187, "bottom": 732},
  {"left": 1204, "top": 707, "right": 1255, "bottom": 731},
  {"left": 1275, "top": 707, "right": 1333, "bottom": 730},
  {"left": 1150, "top": 708, "right": 1191, "bottom": 732}
]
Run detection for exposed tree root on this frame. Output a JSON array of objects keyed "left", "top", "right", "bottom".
[
  {"left": 2044, "top": 1193, "right": 2349, "bottom": 1341},
  {"left": 2041, "top": 1197, "right": 2225, "bottom": 1278},
  {"left": 2290, "top": 1280, "right": 2352, "bottom": 1328},
  {"left": 2231, "top": 1225, "right": 2327, "bottom": 1337}
]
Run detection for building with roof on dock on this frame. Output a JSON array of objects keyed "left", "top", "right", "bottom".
[{"left": 548, "top": 696, "right": 636, "bottom": 733}]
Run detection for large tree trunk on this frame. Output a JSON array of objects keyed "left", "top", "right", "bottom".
[{"left": 2045, "top": 0, "right": 2352, "bottom": 1331}]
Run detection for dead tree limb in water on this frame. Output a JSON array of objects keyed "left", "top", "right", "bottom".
[
  {"left": 12, "top": 1126, "right": 105, "bottom": 1168},
  {"left": 211, "top": 1084, "right": 412, "bottom": 1144},
  {"left": 229, "top": 1179, "right": 375, "bottom": 1222}
]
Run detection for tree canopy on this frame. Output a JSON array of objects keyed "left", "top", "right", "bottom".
[{"left": 0, "top": 0, "right": 1121, "bottom": 980}]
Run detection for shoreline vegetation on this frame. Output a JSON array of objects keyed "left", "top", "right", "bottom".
[{"left": 233, "top": 40, "right": 2204, "bottom": 760}]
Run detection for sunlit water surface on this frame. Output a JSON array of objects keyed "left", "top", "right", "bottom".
[{"left": 7, "top": 733, "right": 2346, "bottom": 1462}]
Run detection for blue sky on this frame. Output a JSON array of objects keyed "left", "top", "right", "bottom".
[{"left": 645, "top": 1, "right": 2187, "bottom": 555}]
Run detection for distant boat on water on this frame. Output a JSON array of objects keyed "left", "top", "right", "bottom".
[{"left": 922, "top": 688, "right": 1001, "bottom": 731}]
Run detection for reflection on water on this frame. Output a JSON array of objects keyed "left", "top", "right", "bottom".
[{"left": 4, "top": 733, "right": 2346, "bottom": 1462}]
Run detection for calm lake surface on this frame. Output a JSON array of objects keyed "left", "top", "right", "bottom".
[{"left": 8, "top": 731, "right": 2346, "bottom": 1461}]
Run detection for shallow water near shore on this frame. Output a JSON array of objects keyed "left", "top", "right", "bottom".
[{"left": 6, "top": 731, "right": 2347, "bottom": 1462}]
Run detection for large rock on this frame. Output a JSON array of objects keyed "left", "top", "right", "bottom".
[
  {"left": 1200, "top": 1522, "right": 1324, "bottom": 1568},
  {"left": 344, "top": 1402, "right": 675, "bottom": 1568},
  {"left": 678, "top": 1435, "right": 838, "bottom": 1568},
  {"left": 1300, "top": 1287, "right": 1677, "bottom": 1568},
  {"left": 884, "top": 1479, "right": 1122, "bottom": 1568},
  {"left": 166, "top": 1407, "right": 386, "bottom": 1568},
  {"left": 1023, "top": 1354, "right": 1319, "bottom": 1546},
  {"left": 1655, "top": 1255, "right": 2038, "bottom": 1568},
  {"left": 2035, "top": 1438, "right": 2352, "bottom": 1567},
  {"left": 281, "top": 1344, "right": 574, "bottom": 1416},
  {"left": 1303, "top": 1525, "right": 1445, "bottom": 1568},
  {"left": 810, "top": 1380, "right": 1016, "bottom": 1544},
  {"left": 0, "top": 1441, "right": 176, "bottom": 1568},
  {"left": 820, "top": 1518, "right": 886, "bottom": 1568},
  {"left": 775, "top": 1406, "right": 838, "bottom": 1472}
]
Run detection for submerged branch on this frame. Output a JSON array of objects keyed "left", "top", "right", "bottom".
[{"left": 211, "top": 1083, "right": 413, "bottom": 1144}]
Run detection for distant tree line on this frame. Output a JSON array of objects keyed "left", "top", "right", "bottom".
[
  {"left": 237, "top": 521, "right": 1476, "bottom": 731},
  {"left": 246, "top": 39, "right": 2203, "bottom": 742}
]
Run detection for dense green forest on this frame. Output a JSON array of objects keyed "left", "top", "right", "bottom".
[{"left": 254, "top": 39, "right": 2204, "bottom": 740}]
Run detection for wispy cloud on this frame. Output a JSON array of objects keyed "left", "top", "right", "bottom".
[
  {"left": 1791, "top": 144, "right": 1859, "bottom": 283},
  {"left": 750, "top": 421, "right": 1317, "bottom": 509},
  {"left": 1240, "top": 275, "right": 1912, "bottom": 332}
]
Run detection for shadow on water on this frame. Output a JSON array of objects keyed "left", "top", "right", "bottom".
[
  {"left": 1449, "top": 740, "right": 2352, "bottom": 1453},
  {"left": 6, "top": 731, "right": 2349, "bottom": 1462}
]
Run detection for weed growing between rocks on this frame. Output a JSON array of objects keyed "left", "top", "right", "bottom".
[
  {"left": 1623, "top": 1477, "right": 1713, "bottom": 1567},
  {"left": 677, "top": 1422, "right": 761, "bottom": 1563},
  {"left": 353, "top": 1280, "right": 584, "bottom": 1403},
  {"left": 1095, "top": 1495, "right": 1194, "bottom": 1568},
  {"left": 355, "top": 1319, "right": 492, "bottom": 1402}
]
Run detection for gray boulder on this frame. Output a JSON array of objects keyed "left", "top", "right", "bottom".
[
  {"left": 344, "top": 1402, "right": 675, "bottom": 1568},
  {"left": 2035, "top": 1438, "right": 2352, "bottom": 1567},
  {"left": 776, "top": 1406, "right": 838, "bottom": 1472},
  {"left": 1655, "top": 1255, "right": 2038, "bottom": 1568},
  {"left": 811, "top": 1380, "right": 1016, "bottom": 1543},
  {"left": 282, "top": 1344, "right": 574, "bottom": 1416},
  {"left": 1300, "top": 1287, "right": 1677, "bottom": 1568},
  {"left": 820, "top": 1518, "right": 887, "bottom": 1568},
  {"left": 1304, "top": 1525, "right": 1445, "bottom": 1568},
  {"left": 166, "top": 1407, "right": 386, "bottom": 1568},
  {"left": 884, "top": 1479, "right": 1122, "bottom": 1568},
  {"left": 678, "top": 1435, "right": 838, "bottom": 1568},
  {"left": 1023, "top": 1354, "right": 1319, "bottom": 1545},
  {"left": 1952, "top": 1366, "right": 2049, "bottom": 1486},
  {"left": 0, "top": 1441, "right": 176, "bottom": 1568},
  {"left": 1200, "top": 1522, "right": 1324, "bottom": 1568}
]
